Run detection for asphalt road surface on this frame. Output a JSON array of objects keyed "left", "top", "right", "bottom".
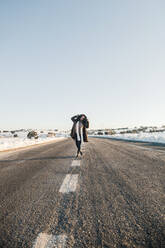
[{"left": 0, "top": 138, "right": 165, "bottom": 248}]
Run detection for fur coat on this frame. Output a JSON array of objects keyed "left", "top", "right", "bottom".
[{"left": 70, "top": 115, "right": 89, "bottom": 142}]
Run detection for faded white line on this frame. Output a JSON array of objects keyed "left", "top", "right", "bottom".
[
  {"left": 17, "top": 160, "right": 26, "bottom": 164},
  {"left": 59, "top": 174, "right": 79, "bottom": 193},
  {"left": 71, "top": 160, "right": 81, "bottom": 167},
  {"left": 33, "top": 233, "right": 67, "bottom": 248}
]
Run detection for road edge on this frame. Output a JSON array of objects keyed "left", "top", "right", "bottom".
[{"left": 0, "top": 137, "right": 68, "bottom": 157}]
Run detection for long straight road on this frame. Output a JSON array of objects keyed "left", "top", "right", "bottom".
[{"left": 0, "top": 138, "right": 164, "bottom": 248}]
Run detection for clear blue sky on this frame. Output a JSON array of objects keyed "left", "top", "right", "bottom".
[{"left": 1, "top": 0, "right": 165, "bottom": 130}]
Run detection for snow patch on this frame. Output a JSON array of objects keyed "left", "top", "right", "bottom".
[
  {"left": 0, "top": 130, "right": 67, "bottom": 151},
  {"left": 90, "top": 132, "right": 165, "bottom": 144}
]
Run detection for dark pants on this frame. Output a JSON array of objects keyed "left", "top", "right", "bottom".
[{"left": 75, "top": 135, "right": 81, "bottom": 153}]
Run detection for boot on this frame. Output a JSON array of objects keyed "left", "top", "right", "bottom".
[{"left": 76, "top": 150, "right": 79, "bottom": 158}]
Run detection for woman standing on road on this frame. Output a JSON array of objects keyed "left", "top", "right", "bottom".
[{"left": 71, "top": 114, "right": 89, "bottom": 157}]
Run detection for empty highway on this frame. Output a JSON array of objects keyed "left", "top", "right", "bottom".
[{"left": 0, "top": 138, "right": 164, "bottom": 248}]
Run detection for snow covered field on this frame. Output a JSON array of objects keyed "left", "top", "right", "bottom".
[
  {"left": 91, "top": 132, "right": 165, "bottom": 144},
  {"left": 0, "top": 130, "right": 68, "bottom": 152},
  {"left": 1, "top": 128, "right": 165, "bottom": 152}
]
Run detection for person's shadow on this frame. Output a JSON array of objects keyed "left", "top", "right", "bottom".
[{"left": 0, "top": 155, "right": 75, "bottom": 163}]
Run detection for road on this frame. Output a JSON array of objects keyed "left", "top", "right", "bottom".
[{"left": 0, "top": 138, "right": 164, "bottom": 248}]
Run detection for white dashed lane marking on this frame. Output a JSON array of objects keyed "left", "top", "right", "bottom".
[
  {"left": 71, "top": 160, "right": 81, "bottom": 167},
  {"left": 33, "top": 154, "right": 83, "bottom": 246},
  {"left": 33, "top": 233, "right": 67, "bottom": 248},
  {"left": 59, "top": 174, "right": 79, "bottom": 193}
]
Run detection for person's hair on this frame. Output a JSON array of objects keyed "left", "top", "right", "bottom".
[
  {"left": 81, "top": 116, "right": 89, "bottom": 128},
  {"left": 77, "top": 114, "right": 86, "bottom": 121}
]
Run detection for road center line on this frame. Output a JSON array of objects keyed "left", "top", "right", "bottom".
[
  {"left": 33, "top": 233, "right": 67, "bottom": 248},
  {"left": 59, "top": 174, "right": 79, "bottom": 193},
  {"left": 71, "top": 160, "right": 81, "bottom": 167}
]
